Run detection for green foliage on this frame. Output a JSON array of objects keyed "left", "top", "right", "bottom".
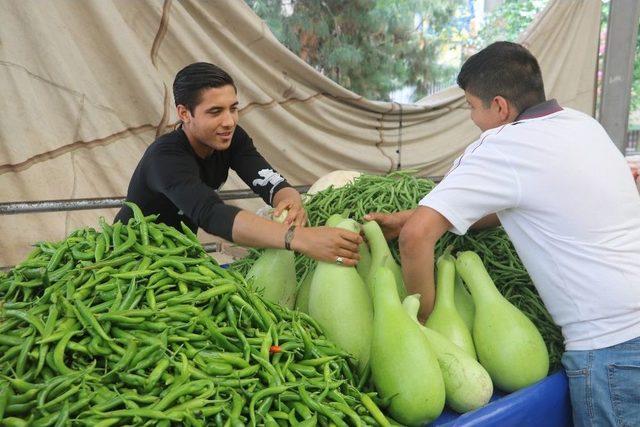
[
  {"left": 465, "top": 0, "right": 548, "bottom": 51},
  {"left": 247, "top": 0, "right": 463, "bottom": 101},
  {"left": 248, "top": 0, "right": 640, "bottom": 116},
  {"left": 473, "top": 1, "right": 639, "bottom": 118},
  {"left": 629, "top": 17, "right": 640, "bottom": 113}
]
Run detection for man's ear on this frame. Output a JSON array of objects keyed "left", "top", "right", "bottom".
[
  {"left": 176, "top": 105, "right": 191, "bottom": 123},
  {"left": 493, "top": 96, "right": 516, "bottom": 122}
]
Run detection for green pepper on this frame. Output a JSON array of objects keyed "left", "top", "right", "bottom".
[{"left": 124, "top": 202, "right": 149, "bottom": 246}]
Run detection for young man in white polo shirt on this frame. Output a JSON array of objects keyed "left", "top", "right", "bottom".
[{"left": 366, "top": 41, "right": 640, "bottom": 425}]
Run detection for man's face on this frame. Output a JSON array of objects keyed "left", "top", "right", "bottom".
[
  {"left": 465, "top": 92, "right": 504, "bottom": 132},
  {"left": 181, "top": 85, "right": 239, "bottom": 154}
]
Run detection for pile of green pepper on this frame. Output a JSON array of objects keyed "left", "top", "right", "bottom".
[{"left": 0, "top": 203, "right": 390, "bottom": 426}]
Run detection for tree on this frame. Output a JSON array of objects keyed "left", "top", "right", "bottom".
[
  {"left": 247, "top": 0, "right": 464, "bottom": 101},
  {"left": 465, "top": 0, "right": 548, "bottom": 52},
  {"left": 470, "top": 1, "right": 640, "bottom": 118}
]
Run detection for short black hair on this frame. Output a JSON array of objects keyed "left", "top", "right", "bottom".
[
  {"left": 173, "top": 62, "right": 237, "bottom": 114},
  {"left": 457, "top": 41, "right": 545, "bottom": 113}
]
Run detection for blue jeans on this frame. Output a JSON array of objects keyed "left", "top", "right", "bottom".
[{"left": 562, "top": 336, "right": 640, "bottom": 427}]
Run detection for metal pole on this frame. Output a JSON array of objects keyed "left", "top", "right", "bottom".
[
  {"left": 0, "top": 185, "right": 311, "bottom": 215},
  {"left": 0, "top": 176, "right": 444, "bottom": 269},
  {"left": 598, "top": 0, "right": 640, "bottom": 153},
  {"left": 0, "top": 177, "right": 444, "bottom": 216}
]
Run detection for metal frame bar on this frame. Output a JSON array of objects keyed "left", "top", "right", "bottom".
[
  {"left": 0, "top": 185, "right": 311, "bottom": 215},
  {"left": 0, "top": 176, "right": 444, "bottom": 216},
  {"left": 0, "top": 176, "right": 443, "bottom": 268}
]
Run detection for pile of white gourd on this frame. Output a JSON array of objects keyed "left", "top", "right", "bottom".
[{"left": 248, "top": 213, "right": 550, "bottom": 426}]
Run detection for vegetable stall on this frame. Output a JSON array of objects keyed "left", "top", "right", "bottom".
[
  {"left": 0, "top": 172, "right": 569, "bottom": 426},
  {"left": 235, "top": 172, "right": 570, "bottom": 425}
]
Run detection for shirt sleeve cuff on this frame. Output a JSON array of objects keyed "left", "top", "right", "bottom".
[
  {"left": 419, "top": 197, "right": 470, "bottom": 235},
  {"left": 270, "top": 180, "right": 292, "bottom": 205}
]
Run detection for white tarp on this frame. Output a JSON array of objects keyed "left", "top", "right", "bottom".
[{"left": 0, "top": 0, "right": 602, "bottom": 266}]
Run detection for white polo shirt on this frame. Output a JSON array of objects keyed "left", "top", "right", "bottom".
[{"left": 420, "top": 100, "right": 640, "bottom": 351}]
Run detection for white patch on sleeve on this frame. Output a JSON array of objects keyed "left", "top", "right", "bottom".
[{"left": 252, "top": 169, "right": 285, "bottom": 203}]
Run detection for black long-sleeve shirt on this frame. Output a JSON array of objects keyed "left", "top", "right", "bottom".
[{"left": 114, "top": 126, "right": 291, "bottom": 241}]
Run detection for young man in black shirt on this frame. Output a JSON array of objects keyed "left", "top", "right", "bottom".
[{"left": 116, "top": 62, "right": 361, "bottom": 265}]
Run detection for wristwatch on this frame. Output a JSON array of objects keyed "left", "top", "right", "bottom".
[{"left": 284, "top": 224, "right": 296, "bottom": 251}]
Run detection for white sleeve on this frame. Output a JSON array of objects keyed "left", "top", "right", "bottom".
[{"left": 420, "top": 140, "right": 521, "bottom": 235}]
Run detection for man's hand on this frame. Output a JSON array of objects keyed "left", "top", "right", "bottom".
[
  {"left": 399, "top": 207, "right": 452, "bottom": 320},
  {"left": 232, "top": 211, "right": 359, "bottom": 265},
  {"left": 273, "top": 187, "right": 307, "bottom": 226},
  {"left": 363, "top": 209, "right": 415, "bottom": 240},
  {"left": 291, "top": 226, "right": 362, "bottom": 267}
]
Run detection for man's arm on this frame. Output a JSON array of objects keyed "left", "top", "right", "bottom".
[
  {"left": 230, "top": 129, "right": 291, "bottom": 205},
  {"left": 229, "top": 129, "right": 308, "bottom": 226},
  {"left": 398, "top": 206, "right": 452, "bottom": 321},
  {"left": 231, "top": 210, "right": 362, "bottom": 266},
  {"left": 470, "top": 213, "right": 500, "bottom": 230},
  {"left": 146, "top": 144, "right": 243, "bottom": 241}
]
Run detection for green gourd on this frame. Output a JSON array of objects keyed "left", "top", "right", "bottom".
[
  {"left": 326, "top": 215, "right": 371, "bottom": 285},
  {"left": 356, "top": 241, "right": 371, "bottom": 280},
  {"left": 296, "top": 214, "right": 346, "bottom": 313},
  {"left": 455, "top": 251, "right": 549, "bottom": 392},
  {"left": 326, "top": 213, "right": 371, "bottom": 280},
  {"left": 308, "top": 218, "right": 373, "bottom": 371},
  {"left": 370, "top": 266, "right": 445, "bottom": 426},
  {"left": 425, "top": 251, "right": 476, "bottom": 358},
  {"left": 454, "top": 273, "right": 475, "bottom": 332},
  {"left": 296, "top": 214, "right": 343, "bottom": 313},
  {"left": 246, "top": 211, "right": 297, "bottom": 309},
  {"left": 403, "top": 294, "right": 493, "bottom": 413},
  {"left": 295, "top": 264, "right": 315, "bottom": 314},
  {"left": 325, "top": 213, "right": 346, "bottom": 227},
  {"left": 363, "top": 221, "right": 406, "bottom": 299}
]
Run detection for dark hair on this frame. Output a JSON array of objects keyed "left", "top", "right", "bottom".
[
  {"left": 457, "top": 41, "right": 545, "bottom": 113},
  {"left": 173, "top": 62, "right": 237, "bottom": 114}
]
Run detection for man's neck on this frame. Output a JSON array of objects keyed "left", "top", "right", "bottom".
[
  {"left": 515, "top": 99, "right": 562, "bottom": 121},
  {"left": 182, "top": 127, "right": 213, "bottom": 159}
]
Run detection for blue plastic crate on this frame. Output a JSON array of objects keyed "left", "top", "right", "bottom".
[{"left": 430, "top": 370, "right": 572, "bottom": 426}]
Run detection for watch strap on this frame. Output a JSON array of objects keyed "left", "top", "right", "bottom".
[{"left": 284, "top": 224, "right": 296, "bottom": 251}]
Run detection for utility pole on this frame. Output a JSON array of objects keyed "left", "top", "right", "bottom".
[{"left": 599, "top": 0, "right": 640, "bottom": 153}]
